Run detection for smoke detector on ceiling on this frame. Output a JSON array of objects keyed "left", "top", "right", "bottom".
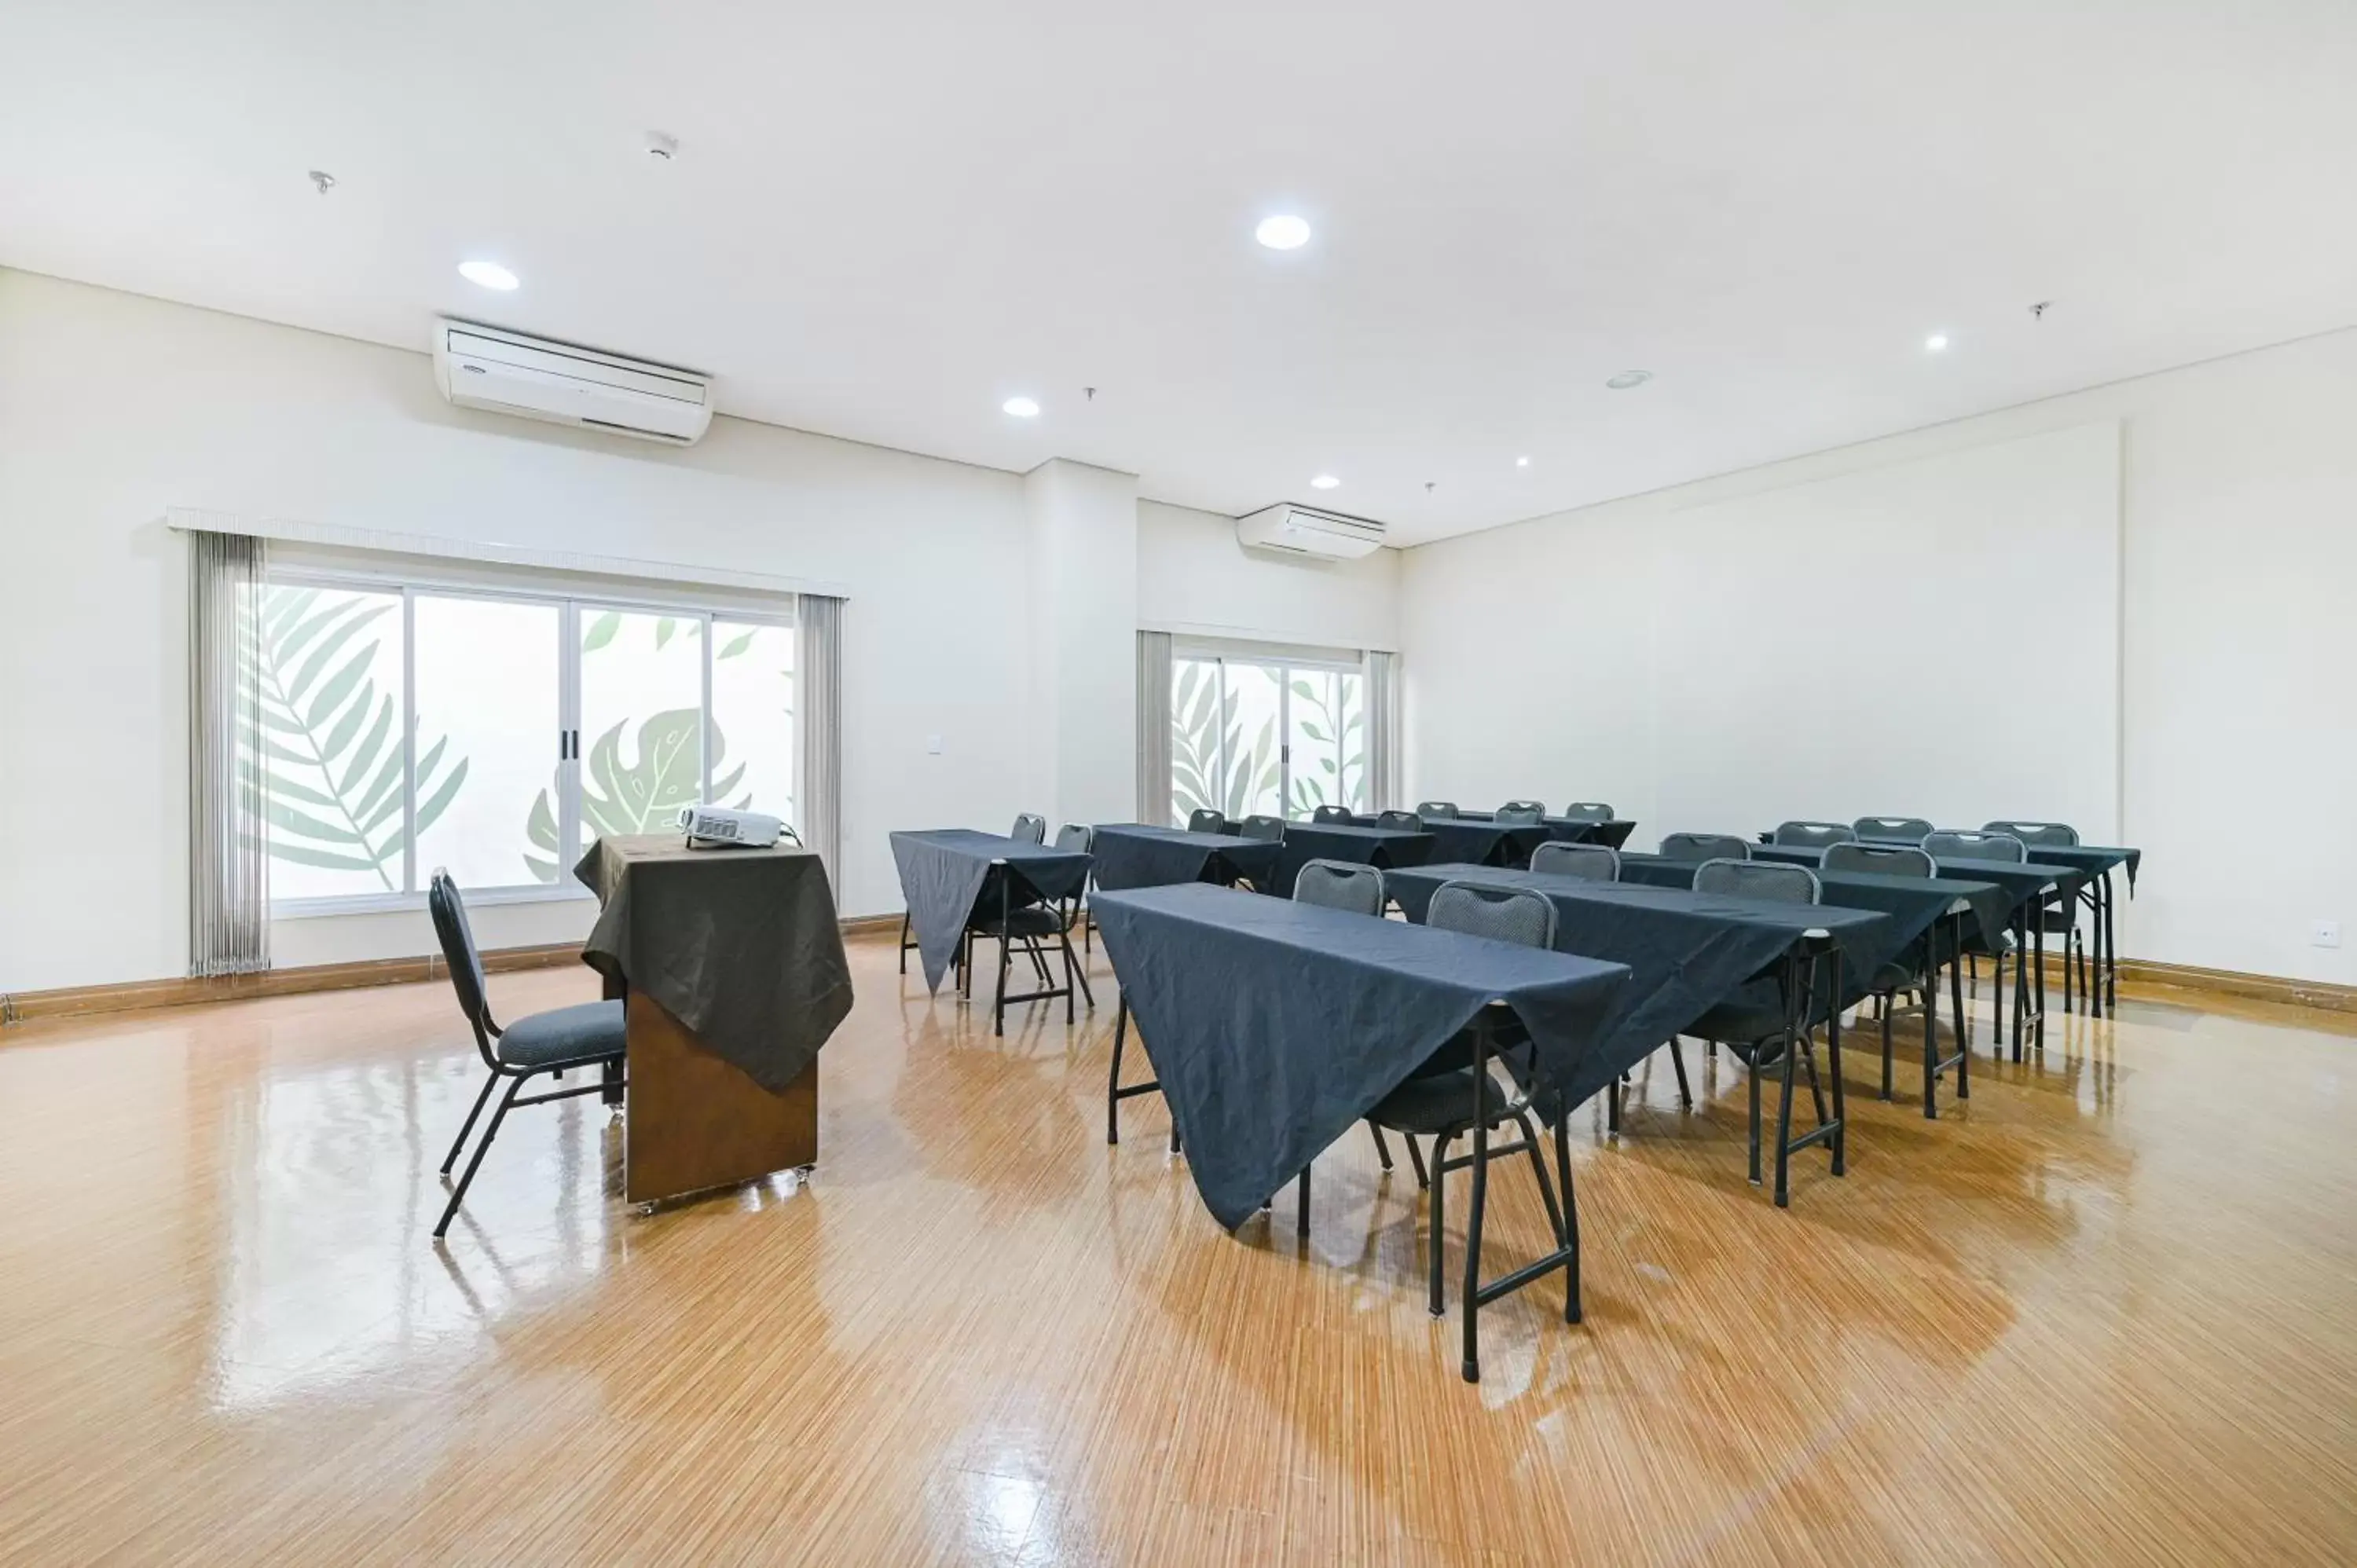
[{"left": 644, "top": 130, "right": 679, "bottom": 161}]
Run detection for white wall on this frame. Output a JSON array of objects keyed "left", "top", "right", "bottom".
[
  {"left": 1402, "top": 327, "right": 2357, "bottom": 985},
  {"left": 0, "top": 269, "right": 1035, "bottom": 989},
  {"left": 1136, "top": 500, "right": 1400, "bottom": 653}
]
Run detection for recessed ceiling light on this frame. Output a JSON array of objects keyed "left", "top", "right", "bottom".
[
  {"left": 458, "top": 260, "right": 519, "bottom": 291},
  {"left": 1309, "top": 474, "right": 1340, "bottom": 490},
  {"left": 1925, "top": 333, "right": 1950, "bottom": 352},
  {"left": 1255, "top": 214, "right": 1312, "bottom": 251},
  {"left": 1003, "top": 396, "right": 1040, "bottom": 418},
  {"left": 1516, "top": 456, "right": 1531, "bottom": 468},
  {"left": 1605, "top": 370, "right": 1652, "bottom": 390}
]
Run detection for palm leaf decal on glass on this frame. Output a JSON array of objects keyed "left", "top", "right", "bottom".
[
  {"left": 243, "top": 585, "right": 466, "bottom": 890},
  {"left": 1169, "top": 659, "right": 1222, "bottom": 826},
  {"left": 522, "top": 709, "right": 748, "bottom": 881}
]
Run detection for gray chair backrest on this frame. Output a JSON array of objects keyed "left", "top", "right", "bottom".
[
  {"left": 1529, "top": 842, "right": 1620, "bottom": 881},
  {"left": 1186, "top": 808, "right": 1226, "bottom": 835},
  {"left": 1495, "top": 800, "right": 1546, "bottom": 824},
  {"left": 1853, "top": 815, "right": 1932, "bottom": 841},
  {"left": 1428, "top": 880, "right": 1558, "bottom": 950},
  {"left": 1054, "top": 822, "right": 1092, "bottom": 854},
  {"left": 1924, "top": 830, "right": 2025, "bottom": 864},
  {"left": 1010, "top": 813, "right": 1047, "bottom": 844},
  {"left": 1375, "top": 810, "right": 1424, "bottom": 832},
  {"left": 427, "top": 870, "right": 499, "bottom": 1063},
  {"left": 1985, "top": 819, "right": 2079, "bottom": 846},
  {"left": 1292, "top": 858, "right": 1385, "bottom": 917},
  {"left": 1824, "top": 841, "right": 1935, "bottom": 878},
  {"left": 1239, "top": 814, "right": 1285, "bottom": 842},
  {"left": 1772, "top": 820, "right": 1855, "bottom": 847},
  {"left": 1416, "top": 800, "right": 1459, "bottom": 819},
  {"left": 1311, "top": 804, "right": 1354, "bottom": 824},
  {"left": 1660, "top": 831, "right": 1752, "bottom": 863},
  {"left": 1694, "top": 857, "right": 1821, "bottom": 904},
  {"left": 1560, "top": 802, "right": 1614, "bottom": 822}
]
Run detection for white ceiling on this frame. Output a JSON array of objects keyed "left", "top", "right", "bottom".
[{"left": 5, "top": 1, "right": 2353, "bottom": 544}]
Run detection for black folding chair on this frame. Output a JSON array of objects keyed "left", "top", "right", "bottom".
[
  {"left": 962, "top": 859, "right": 1087, "bottom": 1036},
  {"left": 1681, "top": 859, "right": 1846, "bottom": 1207},
  {"left": 1529, "top": 842, "right": 1619, "bottom": 881},
  {"left": 1186, "top": 808, "right": 1226, "bottom": 834},
  {"left": 1374, "top": 810, "right": 1424, "bottom": 831},
  {"left": 1560, "top": 802, "right": 1614, "bottom": 822},
  {"left": 1925, "top": 830, "right": 2038, "bottom": 1057},
  {"left": 1660, "top": 831, "right": 1752, "bottom": 863},
  {"left": 1055, "top": 823, "right": 1102, "bottom": 980},
  {"left": 1416, "top": 800, "right": 1460, "bottom": 819},
  {"left": 1853, "top": 815, "right": 1933, "bottom": 841},
  {"left": 1772, "top": 820, "right": 1855, "bottom": 848},
  {"left": 1311, "top": 804, "right": 1355, "bottom": 824},
  {"left": 1238, "top": 814, "right": 1285, "bottom": 842},
  {"left": 427, "top": 870, "right": 625, "bottom": 1241},
  {"left": 1986, "top": 819, "right": 2091, "bottom": 1013},
  {"left": 1825, "top": 842, "right": 1968, "bottom": 1118},
  {"left": 1368, "top": 881, "right": 1582, "bottom": 1383},
  {"left": 1496, "top": 800, "right": 1546, "bottom": 824}
]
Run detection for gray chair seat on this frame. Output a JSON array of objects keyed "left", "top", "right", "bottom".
[
  {"left": 497, "top": 999, "right": 626, "bottom": 1068},
  {"left": 1687, "top": 990, "right": 1790, "bottom": 1057},
  {"left": 1369, "top": 1066, "right": 1515, "bottom": 1134}
]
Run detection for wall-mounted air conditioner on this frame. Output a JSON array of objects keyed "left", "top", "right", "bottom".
[
  {"left": 431, "top": 318, "right": 713, "bottom": 445},
  {"left": 1234, "top": 503, "right": 1387, "bottom": 560}
]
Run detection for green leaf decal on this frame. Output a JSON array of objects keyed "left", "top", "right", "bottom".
[
  {"left": 244, "top": 584, "right": 468, "bottom": 892},
  {"left": 583, "top": 610, "right": 621, "bottom": 651}
]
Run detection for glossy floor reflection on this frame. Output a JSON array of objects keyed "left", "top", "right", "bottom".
[{"left": 2, "top": 938, "right": 2354, "bottom": 1564}]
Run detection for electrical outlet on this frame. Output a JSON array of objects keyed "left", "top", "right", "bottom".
[
  {"left": 926, "top": 734, "right": 943, "bottom": 755},
  {"left": 2313, "top": 920, "right": 2342, "bottom": 950}
]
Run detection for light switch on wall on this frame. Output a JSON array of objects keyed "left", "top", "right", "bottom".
[
  {"left": 926, "top": 734, "right": 943, "bottom": 755},
  {"left": 2313, "top": 920, "right": 2341, "bottom": 949}
]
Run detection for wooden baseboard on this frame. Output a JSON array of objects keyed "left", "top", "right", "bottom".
[
  {"left": 2, "top": 914, "right": 911, "bottom": 1031},
  {"left": 0, "top": 943, "right": 585, "bottom": 1027},
  {"left": 2006, "top": 951, "right": 2357, "bottom": 1015}
]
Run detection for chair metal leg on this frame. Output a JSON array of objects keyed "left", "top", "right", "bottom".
[
  {"left": 1404, "top": 1131, "right": 1429, "bottom": 1190},
  {"left": 435, "top": 1072, "right": 526, "bottom": 1240},
  {"left": 1826, "top": 987, "right": 1848, "bottom": 1177},
  {"left": 1462, "top": 1116, "right": 1490, "bottom": 1383},
  {"left": 1668, "top": 1039, "right": 1692, "bottom": 1109},
  {"left": 1952, "top": 937, "right": 1970, "bottom": 1098},
  {"left": 1060, "top": 924, "right": 1093, "bottom": 1009},
  {"left": 1554, "top": 1114, "right": 1582, "bottom": 1324},
  {"left": 1879, "top": 993, "right": 1895, "bottom": 1101},
  {"left": 1747, "top": 1044, "right": 1764, "bottom": 1186},
  {"left": 1297, "top": 1162, "right": 1310, "bottom": 1240},
  {"left": 1773, "top": 1032, "right": 1799, "bottom": 1208},
  {"left": 1366, "top": 1122, "right": 1395, "bottom": 1171},
  {"left": 1427, "top": 1133, "right": 1450, "bottom": 1317},
  {"left": 1107, "top": 995, "right": 1128, "bottom": 1145},
  {"left": 899, "top": 911, "right": 911, "bottom": 975},
  {"left": 441, "top": 1068, "right": 500, "bottom": 1175},
  {"left": 1512, "top": 1111, "right": 1565, "bottom": 1244}
]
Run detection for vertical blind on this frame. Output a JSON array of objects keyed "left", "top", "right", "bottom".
[
  {"left": 1135, "top": 630, "right": 1174, "bottom": 823},
  {"left": 1367, "top": 650, "right": 1400, "bottom": 812},
  {"left": 796, "top": 593, "right": 845, "bottom": 888},
  {"left": 188, "top": 529, "right": 272, "bottom": 975}
]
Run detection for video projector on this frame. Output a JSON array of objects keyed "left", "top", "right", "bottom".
[{"left": 676, "top": 804, "right": 797, "bottom": 850}]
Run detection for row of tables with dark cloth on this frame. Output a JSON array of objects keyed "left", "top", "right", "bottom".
[
  {"left": 1090, "top": 883, "right": 1632, "bottom": 1230},
  {"left": 1750, "top": 841, "right": 2074, "bottom": 1046},
  {"left": 1382, "top": 861, "right": 1889, "bottom": 1067},
  {"left": 1452, "top": 810, "right": 1640, "bottom": 850},
  {"left": 889, "top": 829, "right": 1093, "bottom": 991},
  {"left": 1615, "top": 852, "right": 2011, "bottom": 956},
  {"left": 1089, "top": 823, "right": 1281, "bottom": 892},
  {"left": 1853, "top": 833, "right": 2141, "bottom": 1015}
]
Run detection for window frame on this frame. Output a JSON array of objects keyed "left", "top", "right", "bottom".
[
  {"left": 1167, "top": 644, "right": 1373, "bottom": 828},
  {"left": 261, "top": 562, "right": 794, "bottom": 919}
]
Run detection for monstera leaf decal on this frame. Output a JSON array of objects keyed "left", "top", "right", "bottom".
[
  {"left": 244, "top": 585, "right": 466, "bottom": 889},
  {"left": 522, "top": 709, "right": 748, "bottom": 881}
]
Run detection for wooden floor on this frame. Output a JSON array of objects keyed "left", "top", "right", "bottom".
[{"left": 3, "top": 935, "right": 2355, "bottom": 1566}]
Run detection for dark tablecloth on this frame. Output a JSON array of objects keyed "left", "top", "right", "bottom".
[
  {"left": 1633, "top": 851, "right": 2012, "bottom": 954},
  {"left": 890, "top": 830, "right": 1092, "bottom": 991},
  {"left": 1384, "top": 863, "right": 1889, "bottom": 1068},
  {"left": 1270, "top": 822, "right": 1433, "bottom": 897},
  {"left": 574, "top": 835, "right": 852, "bottom": 1094},
  {"left": 1088, "top": 824, "right": 1281, "bottom": 892},
  {"left": 1752, "top": 842, "right": 2076, "bottom": 928},
  {"left": 1855, "top": 835, "right": 2141, "bottom": 893},
  {"left": 1091, "top": 883, "right": 1629, "bottom": 1231},
  {"left": 1457, "top": 811, "right": 1639, "bottom": 850}
]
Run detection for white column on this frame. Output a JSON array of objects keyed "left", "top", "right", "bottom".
[{"left": 1021, "top": 459, "right": 1139, "bottom": 830}]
